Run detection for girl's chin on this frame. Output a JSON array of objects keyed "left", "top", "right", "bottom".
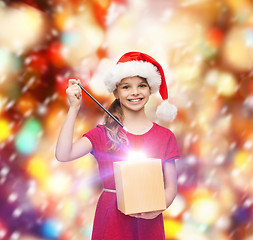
[{"left": 123, "top": 104, "right": 145, "bottom": 112}]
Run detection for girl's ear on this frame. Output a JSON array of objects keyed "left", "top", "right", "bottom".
[{"left": 113, "top": 89, "right": 119, "bottom": 99}]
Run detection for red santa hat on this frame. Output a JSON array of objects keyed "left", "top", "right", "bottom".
[{"left": 104, "top": 51, "right": 177, "bottom": 122}]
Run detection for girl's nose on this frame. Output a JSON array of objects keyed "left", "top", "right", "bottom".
[{"left": 131, "top": 87, "right": 139, "bottom": 95}]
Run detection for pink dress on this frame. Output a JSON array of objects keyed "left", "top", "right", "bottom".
[{"left": 83, "top": 123, "right": 180, "bottom": 240}]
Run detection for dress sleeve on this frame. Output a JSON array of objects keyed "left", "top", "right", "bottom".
[
  {"left": 82, "top": 125, "right": 104, "bottom": 157},
  {"left": 164, "top": 132, "right": 180, "bottom": 162}
]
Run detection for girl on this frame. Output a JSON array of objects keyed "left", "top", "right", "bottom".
[{"left": 55, "top": 52, "right": 180, "bottom": 240}]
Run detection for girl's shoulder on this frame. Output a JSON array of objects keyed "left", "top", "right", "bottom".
[
  {"left": 96, "top": 124, "right": 106, "bottom": 131},
  {"left": 153, "top": 122, "right": 175, "bottom": 135},
  {"left": 152, "top": 123, "right": 179, "bottom": 150},
  {"left": 83, "top": 124, "right": 108, "bottom": 151},
  {"left": 83, "top": 124, "right": 106, "bottom": 138}
]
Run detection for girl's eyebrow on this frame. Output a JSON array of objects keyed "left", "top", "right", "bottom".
[
  {"left": 119, "top": 80, "right": 147, "bottom": 86},
  {"left": 118, "top": 82, "right": 130, "bottom": 86}
]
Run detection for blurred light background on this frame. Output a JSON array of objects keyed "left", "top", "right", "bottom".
[{"left": 0, "top": 0, "right": 253, "bottom": 239}]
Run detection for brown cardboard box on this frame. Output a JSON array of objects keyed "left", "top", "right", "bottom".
[{"left": 113, "top": 158, "right": 166, "bottom": 215}]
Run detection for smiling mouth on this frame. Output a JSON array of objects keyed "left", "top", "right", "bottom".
[{"left": 128, "top": 98, "right": 143, "bottom": 102}]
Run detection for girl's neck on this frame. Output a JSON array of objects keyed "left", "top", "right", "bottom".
[{"left": 122, "top": 109, "right": 153, "bottom": 134}]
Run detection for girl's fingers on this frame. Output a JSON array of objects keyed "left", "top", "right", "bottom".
[
  {"left": 129, "top": 213, "right": 142, "bottom": 218},
  {"left": 68, "top": 79, "right": 79, "bottom": 87},
  {"left": 129, "top": 211, "right": 162, "bottom": 219},
  {"left": 66, "top": 86, "right": 82, "bottom": 100},
  {"left": 67, "top": 82, "right": 81, "bottom": 94},
  {"left": 75, "top": 92, "right": 82, "bottom": 100}
]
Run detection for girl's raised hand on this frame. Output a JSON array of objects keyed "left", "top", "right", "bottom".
[{"left": 66, "top": 79, "right": 82, "bottom": 109}]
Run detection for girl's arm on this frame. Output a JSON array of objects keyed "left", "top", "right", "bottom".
[
  {"left": 130, "top": 160, "right": 177, "bottom": 219},
  {"left": 164, "top": 160, "right": 177, "bottom": 208},
  {"left": 55, "top": 79, "right": 92, "bottom": 162}
]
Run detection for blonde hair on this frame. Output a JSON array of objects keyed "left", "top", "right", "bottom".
[{"left": 104, "top": 99, "right": 128, "bottom": 151}]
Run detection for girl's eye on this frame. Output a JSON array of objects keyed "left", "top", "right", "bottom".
[
  {"left": 122, "top": 85, "right": 129, "bottom": 89},
  {"left": 139, "top": 84, "right": 147, "bottom": 88}
]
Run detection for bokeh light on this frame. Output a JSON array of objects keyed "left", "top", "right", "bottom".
[
  {"left": 40, "top": 219, "right": 63, "bottom": 240},
  {"left": 25, "top": 155, "right": 50, "bottom": 180},
  {"left": 0, "top": 4, "right": 46, "bottom": 53},
  {"left": 43, "top": 171, "right": 71, "bottom": 195},
  {"left": 223, "top": 26, "right": 253, "bottom": 71},
  {"left": 164, "top": 219, "right": 182, "bottom": 239},
  {"left": 15, "top": 118, "right": 42, "bottom": 154},
  {"left": 190, "top": 193, "right": 221, "bottom": 225},
  {"left": 0, "top": 0, "right": 253, "bottom": 239},
  {"left": 0, "top": 118, "right": 11, "bottom": 142},
  {"left": 0, "top": 219, "right": 8, "bottom": 240}
]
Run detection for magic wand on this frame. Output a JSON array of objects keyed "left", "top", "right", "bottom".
[{"left": 78, "top": 83, "right": 128, "bottom": 132}]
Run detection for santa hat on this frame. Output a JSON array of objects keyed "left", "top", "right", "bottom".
[{"left": 104, "top": 51, "right": 177, "bottom": 122}]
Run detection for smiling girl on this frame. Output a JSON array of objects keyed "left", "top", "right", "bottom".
[{"left": 55, "top": 52, "right": 180, "bottom": 240}]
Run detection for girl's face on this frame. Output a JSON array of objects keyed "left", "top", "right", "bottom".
[{"left": 114, "top": 76, "right": 151, "bottom": 113}]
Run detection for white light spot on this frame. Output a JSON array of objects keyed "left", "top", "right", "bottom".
[
  {"left": 127, "top": 151, "right": 147, "bottom": 161},
  {"left": 8, "top": 193, "right": 18, "bottom": 202},
  {"left": 0, "top": 166, "right": 9, "bottom": 176},
  {"left": 13, "top": 208, "right": 22, "bottom": 218},
  {"left": 178, "top": 173, "right": 187, "bottom": 184},
  {"left": 10, "top": 231, "right": 20, "bottom": 240},
  {"left": 0, "top": 229, "right": 7, "bottom": 238}
]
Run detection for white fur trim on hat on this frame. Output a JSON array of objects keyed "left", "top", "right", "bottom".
[
  {"left": 104, "top": 61, "right": 161, "bottom": 93},
  {"left": 156, "top": 100, "right": 177, "bottom": 122}
]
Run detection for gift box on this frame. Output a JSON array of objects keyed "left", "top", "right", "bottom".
[{"left": 113, "top": 158, "right": 166, "bottom": 215}]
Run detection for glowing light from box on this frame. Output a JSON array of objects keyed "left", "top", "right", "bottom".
[{"left": 127, "top": 151, "right": 147, "bottom": 161}]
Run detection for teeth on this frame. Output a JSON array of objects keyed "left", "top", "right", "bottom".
[{"left": 129, "top": 99, "right": 141, "bottom": 102}]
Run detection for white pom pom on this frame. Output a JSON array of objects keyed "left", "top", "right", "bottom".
[{"left": 156, "top": 100, "right": 177, "bottom": 122}]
